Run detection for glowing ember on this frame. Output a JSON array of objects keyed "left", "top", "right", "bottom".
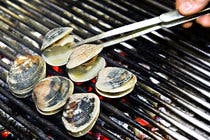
[
  {"left": 91, "top": 78, "right": 97, "bottom": 83},
  {"left": 87, "top": 86, "right": 93, "bottom": 92},
  {"left": 121, "top": 98, "right": 128, "bottom": 103},
  {"left": 52, "top": 66, "right": 63, "bottom": 73},
  {"left": 75, "top": 82, "right": 83, "bottom": 86},
  {"left": 135, "top": 118, "right": 149, "bottom": 127},
  {"left": 88, "top": 131, "right": 93, "bottom": 135},
  {"left": 1, "top": 130, "right": 11, "bottom": 138},
  {"left": 99, "top": 95, "right": 104, "bottom": 100},
  {"left": 119, "top": 51, "right": 127, "bottom": 57},
  {"left": 93, "top": 132, "right": 110, "bottom": 140},
  {"left": 88, "top": 131, "right": 110, "bottom": 140}
]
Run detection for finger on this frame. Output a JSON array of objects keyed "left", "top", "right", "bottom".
[
  {"left": 196, "top": 14, "right": 210, "bottom": 27},
  {"left": 176, "top": 0, "right": 209, "bottom": 16},
  {"left": 176, "top": 0, "right": 192, "bottom": 28},
  {"left": 176, "top": 0, "right": 185, "bottom": 9},
  {"left": 182, "top": 22, "right": 193, "bottom": 28}
]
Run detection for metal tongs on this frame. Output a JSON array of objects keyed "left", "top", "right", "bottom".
[{"left": 76, "top": 7, "right": 210, "bottom": 48}]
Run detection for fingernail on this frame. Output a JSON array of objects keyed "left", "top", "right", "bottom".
[{"left": 180, "top": 1, "right": 193, "bottom": 13}]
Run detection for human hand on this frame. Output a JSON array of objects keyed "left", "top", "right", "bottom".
[{"left": 176, "top": 0, "right": 210, "bottom": 28}]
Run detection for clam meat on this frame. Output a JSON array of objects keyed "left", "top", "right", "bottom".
[
  {"left": 7, "top": 55, "right": 46, "bottom": 98},
  {"left": 32, "top": 76, "right": 74, "bottom": 115},
  {"left": 62, "top": 93, "right": 100, "bottom": 137},
  {"left": 41, "top": 27, "right": 75, "bottom": 66},
  {"left": 95, "top": 67, "right": 137, "bottom": 98},
  {"left": 66, "top": 44, "right": 106, "bottom": 82}
]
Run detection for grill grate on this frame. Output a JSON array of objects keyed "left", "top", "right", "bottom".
[{"left": 0, "top": 0, "right": 210, "bottom": 140}]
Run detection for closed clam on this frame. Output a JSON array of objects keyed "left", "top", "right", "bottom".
[
  {"left": 7, "top": 55, "right": 46, "bottom": 98},
  {"left": 41, "top": 27, "right": 75, "bottom": 66},
  {"left": 66, "top": 44, "right": 106, "bottom": 82},
  {"left": 96, "top": 67, "right": 137, "bottom": 98},
  {"left": 62, "top": 93, "right": 100, "bottom": 137},
  {"left": 32, "top": 76, "right": 74, "bottom": 115}
]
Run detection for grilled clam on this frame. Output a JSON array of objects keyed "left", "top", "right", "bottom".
[
  {"left": 32, "top": 76, "right": 74, "bottom": 115},
  {"left": 96, "top": 67, "right": 137, "bottom": 98},
  {"left": 66, "top": 44, "right": 106, "bottom": 82},
  {"left": 7, "top": 55, "right": 46, "bottom": 98},
  {"left": 41, "top": 27, "right": 75, "bottom": 66},
  {"left": 62, "top": 93, "right": 100, "bottom": 137}
]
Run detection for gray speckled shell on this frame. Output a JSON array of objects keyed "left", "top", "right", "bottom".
[
  {"left": 7, "top": 55, "right": 46, "bottom": 98},
  {"left": 62, "top": 93, "right": 100, "bottom": 137},
  {"left": 95, "top": 67, "right": 137, "bottom": 98},
  {"left": 32, "top": 76, "right": 74, "bottom": 115}
]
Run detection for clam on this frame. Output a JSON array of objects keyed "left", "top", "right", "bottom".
[
  {"left": 95, "top": 67, "right": 137, "bottom": 98},
  {"left": 41, "top": 27, "right": 75, "bottom": 66},
  {"left": 32, "top": 76, "right": 74, "bottom": 115},
  {"left": 62, "top": 93, "right": 100, "bottom": 137},
  {"left": 7, "top": 55, "right": 46, "bottom": 98},
  {"left": 66, "top": 44, "right": 106, "bottom": 82}
]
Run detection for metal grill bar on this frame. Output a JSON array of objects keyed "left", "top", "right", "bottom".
[
  {"left": 0, "top": 4, "right": 49, "bottom": 35},
  {"left": 0, "top": 86, "right": 74, "bottom": 140},
  {"left": 0, "top": 99, "right": 49, "bottom": 140},
  {"left": 117, "top": 101, "right": 189, "bottom": 140},
  {"left": 102, "top": 49, "right": 210, "bottom": 137},
  {"left": 0, "top": 108, "right": 29, "bottom": 140}
]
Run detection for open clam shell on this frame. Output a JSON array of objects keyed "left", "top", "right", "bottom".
[
  {"left": 95, "top": 67, "right": 137, "bottom": 98},
  {"left": 7, "top": 55, "right": 46, "bottom": 98},
  {"left": 41, "top": 27, "right": 73, "bottom": 50},
  {"left": 96, "top": 85, "right": 135, "bottom": 98},
  {"left": 62, "top": 93, "right": 100, "bottom": 137},
  {"left": 67, "top": 56, "right": 106, "bottom": 82},
  {"left": 41, "top": 27, "right": 75, "bottom": 66},
  {"left": 32, "top": 76, "right": 74, "bottom": 115},
  {"left": 66, "top": 44, "right": 105, "bottom": 82}
]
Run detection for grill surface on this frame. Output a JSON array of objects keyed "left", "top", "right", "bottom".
[{"left": 0, "top": 0, "right": 210, "bottom": 140}]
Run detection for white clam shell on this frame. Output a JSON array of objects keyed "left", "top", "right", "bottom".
[
  {"left": 66, "top": 44, "right": 103, "bottom": 69},
  {"left": 32, "top": 76, "right": 74, "bottom": 115},
  {"left": 41, "top": 27, "right": 75, "bottom": 66},
  {"left": 7, "top": 55, "right": 46, "bottom": 98},
  {"left": 41, "top": 27, "right": 73, "bottom": 51},
  {"left": 67, "top": 56, "right": 106, "bottom": 82},
  {"left": 41, "top": 35, "right": 75, "bottom": 66},
  {"left": 96, "top": 85, "right": 135, "bottom": 98},
  {"left": 62, "top": 93, "right": 100, "bottom": 137}
]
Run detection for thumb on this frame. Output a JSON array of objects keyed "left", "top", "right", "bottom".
[{"left": 176, "top": 0, "right": 209, "bottom": 16}]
